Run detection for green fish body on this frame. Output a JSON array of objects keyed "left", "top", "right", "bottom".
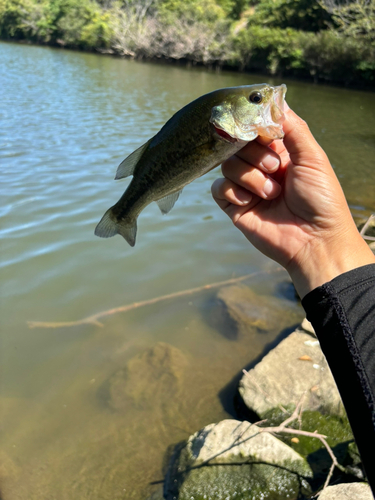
[{"left": 95, "top": 84, "right": 286, "bottom": 246}]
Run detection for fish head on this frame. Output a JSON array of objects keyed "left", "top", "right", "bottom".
[{"left": 210, "top": 84, "right": 287, "bottom": 143}]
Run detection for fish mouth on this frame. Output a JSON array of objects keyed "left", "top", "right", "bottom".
[
  {"left": 213, "top": 125, "right": 238, "bottom": 143},
  {"left": 271, "top": 84, "right": 287, "bottom": 124},
  {"left": 255, "top": 84, "right": 287, "bottom": 140}
]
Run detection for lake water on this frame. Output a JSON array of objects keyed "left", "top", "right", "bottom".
[{"left": 1, "top": 42, "right": 374, "bottom": 499}]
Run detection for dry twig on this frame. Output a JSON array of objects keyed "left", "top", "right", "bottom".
[{"left": 258, "top": 396, "right": 346, "bottom": 489}]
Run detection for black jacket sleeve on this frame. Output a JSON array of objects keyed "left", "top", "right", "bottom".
[{"left": 302, "top": 263, "right": 375, "bottom": 491}]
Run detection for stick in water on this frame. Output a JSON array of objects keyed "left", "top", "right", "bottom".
[{"left": 27, "top": 268, "right": 283, "bottom": 330}]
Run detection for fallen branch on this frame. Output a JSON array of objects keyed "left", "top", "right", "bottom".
[
  {"left": 27, "top": 267, "right": 283, "bottom": 330},
  {"left": 258, "top": 396, "right": 346, "bottom": 489}
]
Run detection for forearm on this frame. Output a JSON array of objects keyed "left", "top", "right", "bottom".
[{"left": 302, "top": 263, "right": 375, "bottom": 491}]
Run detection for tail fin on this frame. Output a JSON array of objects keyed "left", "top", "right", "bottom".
[{"left": 95, "top": 208, "right": 138, "bottom": 247}]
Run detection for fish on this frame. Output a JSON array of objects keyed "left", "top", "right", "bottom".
[{"left": 95, "top": 83, "right": 287, "bottom": 246}]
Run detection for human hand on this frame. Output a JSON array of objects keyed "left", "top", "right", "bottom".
[{"left": 211, "top": 105, "right": 375, "bottom": 298}]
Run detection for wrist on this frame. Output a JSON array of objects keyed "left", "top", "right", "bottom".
[{"left": 287, "top": 230, "right": 375, "bottom": 299}]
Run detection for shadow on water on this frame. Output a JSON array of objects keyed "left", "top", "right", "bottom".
[
  {"left": 201, "top": 294, "right": 239, "bottom": 340},
  {"left": 218, "top": 324, "right": 301, "bottom": 420},
  {"left": 273, "top": 280, "right": 300, "bottom": 303}
]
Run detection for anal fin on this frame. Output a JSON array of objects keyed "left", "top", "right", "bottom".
[{"left": 156, "top": 190, "right": 182, "bottom": 215}]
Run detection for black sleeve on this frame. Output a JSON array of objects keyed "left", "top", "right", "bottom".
[{"left": 302, "top": 263, "right": 375, "bottom": 490}]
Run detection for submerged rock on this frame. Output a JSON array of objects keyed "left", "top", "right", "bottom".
[
  {"left": 217, "top": 284, "right": 291, "bottom": 337},
  {"left": 107, "top": 342, "right": 187, "bottom": 411},
  {"left": 145, "top": 486, "right": 164, "bottom": 500},
  {"left": 239, "top": 331, "right": 345, "bottom": 418},
  {"left": 317, "top": 482, "right": 373, "bottom": 499},
  {"left": 164, "top": 419, "right": 312, "bottom": 500}
]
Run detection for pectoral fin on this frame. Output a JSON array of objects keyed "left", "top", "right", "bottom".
[
  {"left": 156, "top": 190, "right": 182, "bottom": 215},
  {"left": 115, "top": 140, "right": 151, "bottom": 180}
]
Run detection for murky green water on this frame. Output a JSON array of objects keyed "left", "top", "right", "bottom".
[{"left": 1, "top": 42, "right": 374, "bottom": 499}]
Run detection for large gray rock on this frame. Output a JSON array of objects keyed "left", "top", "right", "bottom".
[
  {"left": 318, "top": 482, "right": 373, "bottom": 500},
  {"left": 164, "top": 419, "right": 312, "bottom": 500},
  {"left": 239, "top": 331, "right": 345, "bottom": 418}
]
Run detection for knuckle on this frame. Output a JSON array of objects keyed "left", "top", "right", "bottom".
[
  {"left": 211, "top": 177, "right": 223, "bottom": 196},
  {"left": 296, "top": 115, "right": 310, "bottom": 132},
  {"left": 221, "top": 159, "right": 232, "bottom": 178}
]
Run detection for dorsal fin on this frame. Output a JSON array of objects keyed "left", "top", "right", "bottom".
[
  {"left": 115, "top": 140, "right": 151, "bottom": 180},
  {"left": 156, "top": 190, "right": 182, "bottom": 215}
]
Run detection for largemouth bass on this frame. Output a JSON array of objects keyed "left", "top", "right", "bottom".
[{"left": 95, "top": 84, "right": 287, "bottom": 246}]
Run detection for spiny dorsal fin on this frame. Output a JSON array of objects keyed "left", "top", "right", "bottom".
[
  {"left": 156, "top": 190, "right": 182, "bottom": 215},
  {"left": 115, "top": 140, "right": 151, "bottom": 180}
]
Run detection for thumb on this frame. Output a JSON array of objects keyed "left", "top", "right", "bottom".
[{"left": 282, "top": 106, "right": 329, "bottom": 171}]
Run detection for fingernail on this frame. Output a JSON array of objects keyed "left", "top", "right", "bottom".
[
  {"left": 284, "top": 101, "right": 290, "bottom": 111},
  {"left": 235, "top": 191, "right": 252, "bottom": 205},
  {"left": 263, "top": 178, "right": 280, "bottom": 198},
  {"left": 261, "top": 155, "right": 280, "bottom": 172}
]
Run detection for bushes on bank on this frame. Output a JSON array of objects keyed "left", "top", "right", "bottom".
[
  {"left": 0, "top": 0, "right": 374, "bottom": 87},
  {"left": 233, "top": 26, "right": 375, "bottom": 84}
]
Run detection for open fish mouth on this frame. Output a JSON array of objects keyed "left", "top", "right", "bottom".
[
  {"left": 213, "top": 125, "right": 238, "bottom": 143},
  {"left": 270, "top": 84, "right": 287, "bottom": 124}
]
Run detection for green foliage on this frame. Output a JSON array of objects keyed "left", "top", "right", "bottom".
[
  {"left": 250, "top": 0, "right": 333, "bottom": 32},
  {"left": 0, "top": 0, "right": 39, "bottom": 38},
  {"left": 301, "top": 29, "right": 375, "bottom": 83},
  {"left": 158, "top": 0, "right": 227, "bottom": 24},
  {"left": 0, "top": 0, "right": 112, "bottom": 46},
  {"left": 0, "top": 0, "right": 374, "bottom": 86},
  {"left": 233, "top": 25, "right": 303, "bottom": 73},
  {"left": 232, "top": 23, "right": 375, "bottom": 84},
  {"left": 322, "top": 0, "right": 375, "bottom": 43}
]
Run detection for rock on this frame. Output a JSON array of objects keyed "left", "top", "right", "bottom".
[
  {"left": 318, "top": 482, "right": 373, "bottom": 499},
  {"left": 0, "top": 450, "right": 19, "bottom": 482},
  {"left": 107, "top": 342, "right": 187, "bottom": 411},
  {"left": 145, "top": 486, "right": 164, "bottom": 500},
  {"left": 239, "top": 331, "right": 345, "bottom": 418},
  {"left": 217, "top": 284, "right": 293, "bottom": 336},
  {"left": 164, "top": 419, "right": 312, "bottom": 500},
  {"left": 300, "top": 317, "right": 316, "bottom": 336}
]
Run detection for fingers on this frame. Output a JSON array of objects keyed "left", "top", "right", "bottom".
[
  {"left": 222, "top": 155, "right": 282, "bottom": 200},
  {"left": 211, "top": 177, "right": 252, "bottom": 209},
  {"left": 236, "top": 140, "right": 281, "bottom": 174},
  {"left": 211, "top": 178, "right": 260, "bottom": 223}
]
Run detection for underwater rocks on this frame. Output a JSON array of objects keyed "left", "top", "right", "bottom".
[
  {"left": 107, "top": 342, "right": 187, "bottom": 411},
  {"left": 317, "top": 482, "right": 373, "bottom": 499},
  {"left": 217, "top": 284, "right": 291, "bottom": 336},
  {"left": 238, "top": 330, "right": 345, "bottom": 419},
  {"left": 164, "top": 419, "right": 312, "bottom": 500}
]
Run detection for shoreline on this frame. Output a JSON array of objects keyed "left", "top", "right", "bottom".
[{"left": 2, "top": 38, "right": 375, "bottom": 92}]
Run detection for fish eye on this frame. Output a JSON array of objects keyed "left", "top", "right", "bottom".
[{"left": 249, "top": 91, "right": 262, "bottom": 104}]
